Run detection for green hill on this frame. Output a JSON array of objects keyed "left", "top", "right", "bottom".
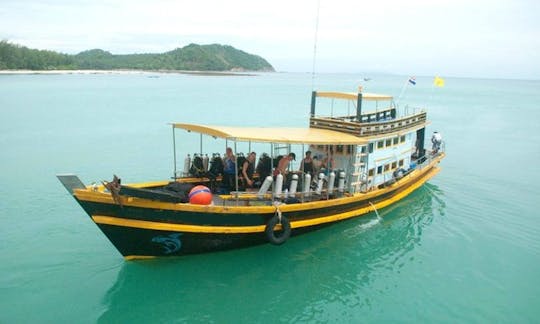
[{"left": 0, "top": 41, "right": 274, "bottom": 72}]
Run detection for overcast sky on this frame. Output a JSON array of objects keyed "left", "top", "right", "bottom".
[{"left": 1, "top": 0, "right": 539, "bottom": 79}]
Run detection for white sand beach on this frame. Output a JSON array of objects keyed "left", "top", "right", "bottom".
[{"left": 0, "top": 69, "right": 257, "bottom": 76}]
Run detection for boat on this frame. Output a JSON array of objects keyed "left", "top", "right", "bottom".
[{"left": 57, "top": 88, "right": 445, "bottom": 260}]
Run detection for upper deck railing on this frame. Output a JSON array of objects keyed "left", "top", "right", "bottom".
[
  {"left": 310, "top": 111, "right": 427, "bottom": 137},
  {"left": 309, "top": 90, "right": 428, "bottom": 137}
]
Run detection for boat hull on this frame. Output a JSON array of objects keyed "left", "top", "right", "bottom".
[{"left": 69, "top": 154, "right": 444, "bottom": 259}]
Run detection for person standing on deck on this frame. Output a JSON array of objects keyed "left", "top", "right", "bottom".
[
  {"left": 299, "top": 151, "right": 314, "bottom": 175},
  {"left": 274, "top": 152, "right": 296, "bottom": 176},
  {"left": 242, "top": 152, "right": 257, "bottom": 189},
  {"left": 431, "top": 131, "right": 442, "bottom": 154},
  {"left": 222, "top": 147, "right": 236, "bottom": 191}
]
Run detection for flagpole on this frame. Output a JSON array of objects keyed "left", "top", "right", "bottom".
[{"left": 396, "top": 77, "right": 410, "bottom": 115}]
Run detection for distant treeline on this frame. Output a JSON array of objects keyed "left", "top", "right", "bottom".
[{"left": 0, "top": 41, "right": 275, "bottom": 72}]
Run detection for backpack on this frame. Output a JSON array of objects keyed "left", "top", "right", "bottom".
[
  {"left": 189, "top": 155, "right": 206, "bottom": 177},
  {"left": 208, "top": 154, "right": 224, "bottom": 179},
  {"left": 256, "top": 153, "right": 272, "bottom": 180},
  {"left": 236, "top": 154, "right": 247, "bottom": 175}
]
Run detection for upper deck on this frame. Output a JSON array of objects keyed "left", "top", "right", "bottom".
[{"left": 309, "top": 90, "right": 428, "bottom": 138}]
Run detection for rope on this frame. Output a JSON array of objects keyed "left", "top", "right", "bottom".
[
  {"left": 368, "top": 201, "right": 381, "bottom": 219},
  {"left": 274, "top": 201, "right": 283, "bottom": 224}
]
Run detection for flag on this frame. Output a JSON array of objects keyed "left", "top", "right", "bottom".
[
  {"left": 434, "top": 76, "right": 445, "bottom": 87},
  {"left": 408, "top": 77, "right": 416, "bottom": 85}
]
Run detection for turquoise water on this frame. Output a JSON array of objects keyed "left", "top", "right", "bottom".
[{"left": 1, "top": 72, "right": 539, "bottom": 323}]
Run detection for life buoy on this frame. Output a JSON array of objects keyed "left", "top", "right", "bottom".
[{"left": 265, "top": 214, "right": 291, "bottom": 245}]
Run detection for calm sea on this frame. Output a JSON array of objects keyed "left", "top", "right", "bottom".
[{"left": 1, "top": 72, "right": 539, "bottom": 323}]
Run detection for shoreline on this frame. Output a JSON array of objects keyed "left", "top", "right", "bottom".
[{"left": 0, "top": 69, "right": 262, "bottom": 76}]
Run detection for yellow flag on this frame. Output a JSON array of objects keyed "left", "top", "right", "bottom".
[{"left": 434, "top": 76, "right": 445, "bottom": 87}]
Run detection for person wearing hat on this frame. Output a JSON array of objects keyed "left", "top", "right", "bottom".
[{"left": 274, "top": 152, "right": 296, "bottom": 176}]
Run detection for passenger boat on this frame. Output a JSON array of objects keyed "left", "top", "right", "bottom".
[{"left": 58, "top": 88, "right": 445, "bottom": 260}]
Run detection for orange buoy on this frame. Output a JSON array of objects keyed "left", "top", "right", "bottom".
[{"left": 188, "top": 185, "right": 212, "bottom": 205}]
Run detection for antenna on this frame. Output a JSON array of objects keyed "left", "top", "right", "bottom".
[{"left": 311, "top": 0, "right": 321, "bottom": 91}]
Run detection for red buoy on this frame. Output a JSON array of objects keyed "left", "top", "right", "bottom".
[{"left": 188, "top": 185, "right": 212, "bottom": 205}]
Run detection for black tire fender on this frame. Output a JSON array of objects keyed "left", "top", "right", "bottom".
[{"left": 265, "top": 214, "right": 291, "bottom": 245}]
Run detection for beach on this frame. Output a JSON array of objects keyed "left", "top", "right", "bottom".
[{"left": 0, "top": 69, "right": 257, "bottom": 76}]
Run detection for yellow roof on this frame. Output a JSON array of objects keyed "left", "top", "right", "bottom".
[
  {"left": 173, "top": 123, "right": 367, "bottom": 145},
  {"left": 316, "top": 91, "right": 393, "bottom": 101}
]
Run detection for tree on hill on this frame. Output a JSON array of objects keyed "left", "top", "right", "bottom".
[{"left": 0, "top": 41, "right": 274, "bottom": 72}]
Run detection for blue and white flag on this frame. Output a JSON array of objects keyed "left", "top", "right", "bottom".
[{"left": 408, "top": 77, "right": 416, "bottom": 85}]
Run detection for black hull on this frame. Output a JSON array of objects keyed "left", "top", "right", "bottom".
[{"left": 97, "top": 223, "right": 330, "bottom": 257}]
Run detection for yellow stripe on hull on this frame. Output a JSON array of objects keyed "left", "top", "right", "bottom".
[
  {"left": 76, "top": 154, "right": 444, "bottom": 215},
  {"left": 91, "top": 166, "right": 440, "bottom": 234}
]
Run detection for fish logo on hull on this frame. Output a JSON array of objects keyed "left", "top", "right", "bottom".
[{"left": 151, "top": 233, "right": 182, "bottom": 254}]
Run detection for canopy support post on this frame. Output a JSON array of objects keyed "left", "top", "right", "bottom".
[
  {"left": 301, "top": 144, "right": 305, "bottom": 202},
  {"left": 172, "top": 125, "right": 177, "bottom": 179},
  {"left": 310, "top": 91, "right": 317, "bottom": 117},
  {"left": 270, "top": 142, "right": 274, "bottom": 199},
  {"left": 234, "top": 140, "right": 239, "bottom": 204},
  {"left": 200, "top": 133, "right": 203, "bottom": 155}
]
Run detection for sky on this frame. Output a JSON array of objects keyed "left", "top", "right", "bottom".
[{"left": 1, "top": 0, "right": 539, "bottom": 79}]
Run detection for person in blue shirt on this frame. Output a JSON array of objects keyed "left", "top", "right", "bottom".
[{"left": 222, "top": 147, "right": 236, "bottom": 192}]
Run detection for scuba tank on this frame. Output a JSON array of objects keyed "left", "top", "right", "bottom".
[
  {"left": 258, "top": 176, "right": 273, "bottom": 198},
  {"left": 289, "top": 174, "right": 299, "bottom": 197},
  {"left": 203, "top": 154, "right": 209, "bottom": 172},
  {"left": 274, "top": 174, "right": 283, "bottom": 197},
  {"left": 316, "top": 172, "right": 324, "bottom": 195},
  {"left": 338, "top": 171, "right": 346, "bottom": 193},
  {"left": 183, "top": 154, "right": 191, "bottom": 176},
  {"left": 303, "top": 173, "right": 311, "bottom": 197},
  {"left": 327, "top": 171, "right": 336, "bottom": 194}
]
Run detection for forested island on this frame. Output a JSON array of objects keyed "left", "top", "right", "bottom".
[{"left": 0, "top": 41, "right": 274, "bottom": 72}]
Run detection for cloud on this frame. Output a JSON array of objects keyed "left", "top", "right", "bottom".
[{"left": 0, "top": 0, "right": 538, "bottom": 78}]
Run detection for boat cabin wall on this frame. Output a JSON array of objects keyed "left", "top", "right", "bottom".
[{"left": 364, "top": 132, "right": 416, "bottom": 189}]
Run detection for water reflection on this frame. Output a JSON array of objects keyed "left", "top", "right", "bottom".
[{"left": 98, "top": 184, "right": 445, "bottom": 323}]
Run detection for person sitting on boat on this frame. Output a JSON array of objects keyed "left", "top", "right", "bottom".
[
  {"left": 222, "top": 147, "right": 236, "bottom": 191},
  {"left": 321, "top": 151, "right": 335, "bottom": 174},
  {"left": 312, "top": 155, "right": 322, "bottom": 175},
  {"left": 241, "top": 152, "right": 257, "bottom": 189},
  {"left": 299, "top": 150, "right": 314, "bottom": 175},
  {"left": 431, "top": 131, "right": 442, "bottom": 154},
  {"left": 274, "top": 152, "right": 296, "bottom": 176}
]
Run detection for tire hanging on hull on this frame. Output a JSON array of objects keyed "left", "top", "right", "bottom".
[{"left": 265, "top": 214, "right": 291, "bottom": 245}]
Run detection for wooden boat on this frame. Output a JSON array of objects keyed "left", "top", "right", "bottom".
[{"left": 58, "top": 88, "right": 445, "bottom": 260}]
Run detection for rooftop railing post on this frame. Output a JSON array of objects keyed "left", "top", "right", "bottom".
[
  {"left": 310, "top": 91, "right": 317, "bottom": 117},
  {"left": 356, "top": 92, "right": 363, "bottom": 121},
  {"left": 172, "top": 125, "right": 177, "bottom": 179}
]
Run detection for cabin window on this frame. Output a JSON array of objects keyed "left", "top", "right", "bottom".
[
  {"left": 384, "top": 164, "right": 390, "bottom": 172},
  {"left": 337, "top": 145, "right": 344, "bottom": 154},
  {"left": 360, "top": 146, "right": 366, "bottom": 154},
  {"left": 377, "top": 166, "right": 383, "bottom": 174},
  {"left": 368, "top": 169, "right": 374, "bottom": 177},
  {"left": 368, "top": 143, "right": 374, "bottom": 153},
  {"left": 347, "top": 145, "right": 353, "bottom": 154},
  {"left": 400, "top": 135, "right": 406, "bottom": 143},
  {"left": 377, "top": 141, "right": 384, "bottom": 149},
  {"left": 385, "top": 139, "right": 392, "bottom": 147},
  {"left": 399, "top": 159, "right": 404, "bottom": 167},
  {"left": 391, "top": 162, "right": 397, "bottom": 169},
  {"left": 393, "top": 137, "right": 399, "bottom": 145}
]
